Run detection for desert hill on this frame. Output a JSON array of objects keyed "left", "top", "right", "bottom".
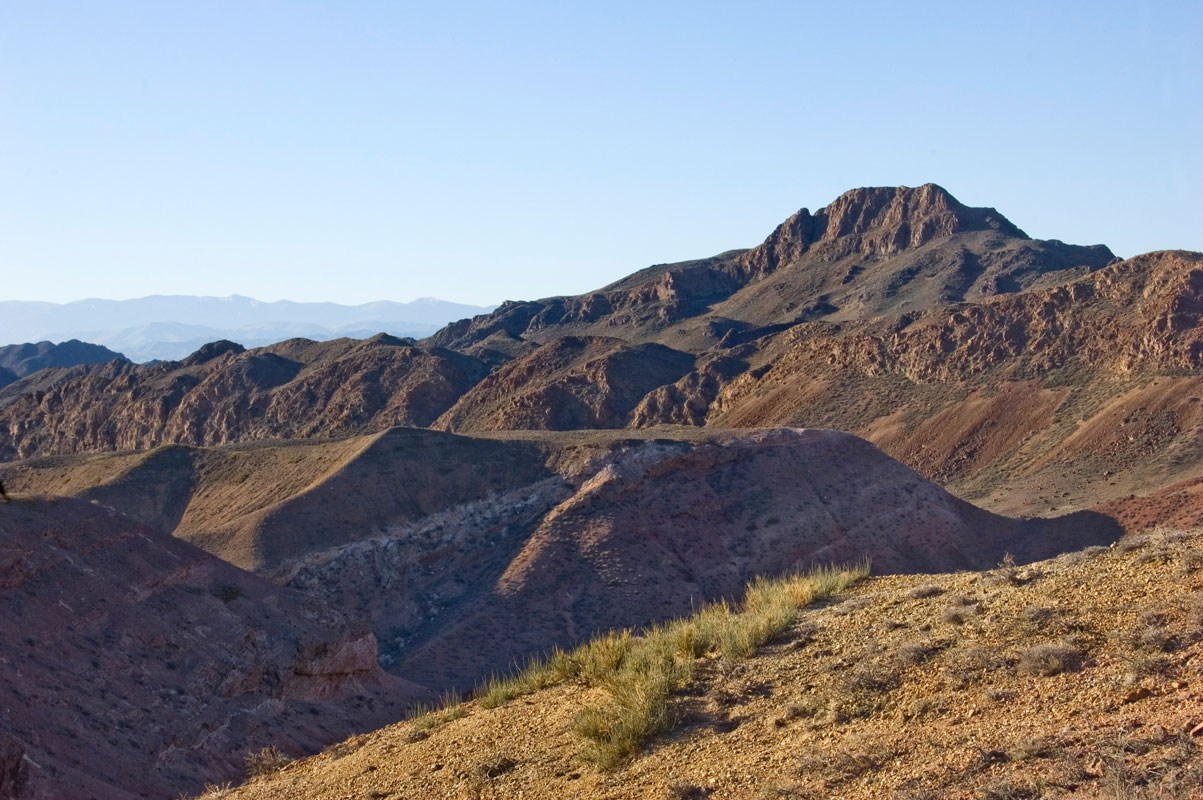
[
  {"left": 201, "top": 529, "right": 1203, "bottom": 800},
  {"left": 0, "top": 334, "right": 488, "bottom": 461},
  {"left": 0, "top": 495, "right": 426, "bottom": 800},
  {"left": 0, "top": 340, "right": 125, "bottom": 390},
  {"left": 2, "top": 428, "right": 1121, "bottom": 696}
]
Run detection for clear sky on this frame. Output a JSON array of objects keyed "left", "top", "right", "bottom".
[{"left": 2, "top": 1, "right": 1200, "bottom": 306}]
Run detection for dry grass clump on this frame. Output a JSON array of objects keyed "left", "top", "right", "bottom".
[
  {"left": 908, "top": 584, "right": 944, "bottom": 600},
  {"left": 796, "top": 733, "right": 901, "bottom": 787},
  {"left": 573, "top": 563, "right": 868, "bottom": 768},
  {"left": 941, "top": 607, "right": 973, "bottom": 625},
  {"left": 1017, "top": 642, "right": 1084, "bottom": 676},
  {"left": 472, "top": 562, "right": 868, "bottom": 769},
  {"left": 407, "top": 690, "right": 467, "bottom": 737},
  {"left": 244, "top": 746, "right": 292, "bottom": 778},
  {"left": 893, "top": 638, "right": 946, "bottom": 667}
]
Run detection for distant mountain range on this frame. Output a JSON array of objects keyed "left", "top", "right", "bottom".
[
  {"left": 0, "top": 295, "right": 496, "bottom": 362},
  {"left": 0, "top": 339, "right": 126, "bottom": 390}
]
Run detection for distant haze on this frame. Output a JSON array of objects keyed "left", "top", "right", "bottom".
[{"left": 0, "top": 295, "right": 496, "bottom": 363}]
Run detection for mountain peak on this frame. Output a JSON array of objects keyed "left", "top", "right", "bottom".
[{"left": 740, "top": 184, "right": 1026, "bottom": 274}]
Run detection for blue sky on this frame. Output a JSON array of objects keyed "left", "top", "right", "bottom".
[{"left": 1, "top": 1, "right": 1200, "bottom": 305}]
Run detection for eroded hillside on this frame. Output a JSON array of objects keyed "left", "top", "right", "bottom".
[
  {"left": 205, "top": 529, "right": 1203, "bottom": 800},
  {"left": 0, "top": 496, "right": 426, "bottom": 800}
]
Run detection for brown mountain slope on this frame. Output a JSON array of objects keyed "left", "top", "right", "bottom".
[
  {"left": 430, "top": 184, "right": 1114, "bottom": 354},
  {"left": 209, "top": 529, "right": 1203, "bottom": 800},
  {"left": 0, "top": 495, "right": 425, "bottom": 800},
  {"left": 269, "top": 429, "right": 1118, "bottom": 692},
  {"left": 0, "top": 429, "right": 552, "bottom": 573},
  {"left": 433, "top": 336, "right": 696, "bottom": 432},
  {"left": 631, "top": 250, "right": 1203, "bottom": 516},
  {"left": 0, "top": 334, "right": 488, "bottom": 460}
]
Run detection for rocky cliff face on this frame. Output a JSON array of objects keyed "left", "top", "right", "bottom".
[
  {"left": 0, "top": 335, "right": 488, "bottom": 460},
  {"left": 0, "top": 496, "right": 421, "bottom": 800}
]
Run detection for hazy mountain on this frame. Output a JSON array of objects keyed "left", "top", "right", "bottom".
[
  {"left": 0, "top": 339, "right": 126, "bottom": 389},
  {"left": 0, "top": 295, "right": 496, "bottom": 363}
]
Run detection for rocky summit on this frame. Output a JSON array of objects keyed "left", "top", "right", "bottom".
[{"left": 1, "top": 184, "right": 1201, "bottom": 799}]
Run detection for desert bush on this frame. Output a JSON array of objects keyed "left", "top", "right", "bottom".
[
  {"left": 1017, "top": 642, "right": 1083, "bottom": 676},
  {"left": 942, "top": 607, "right": 972, "bottom": 625},
  {"left": 1007, "top": 735, "right": 1060, "bottom": 761},
  {"left": 244, "top": 746, "right": 292, "bottom": 777},
  {"left": 796, "top": 734, "right": 899, "bottom": 785},
  {"left": 908, "top": 584, "right": 944, "bottom": 600},
  {"left": 894, "top": 639, "right": 944, "bottom": 666},
  {"left": 839, "top": 658, "right": 901, "bottom": 695}
]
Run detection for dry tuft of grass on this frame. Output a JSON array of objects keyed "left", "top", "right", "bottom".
[
  {"left": 1017, "top": 642, "right": 1083, "bottom": 676},
  {"left": 470, "top": 562, "right": 866, "bottom": 769}
]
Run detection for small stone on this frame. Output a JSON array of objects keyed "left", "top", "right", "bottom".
[{"left": 1121, "top": 687, "right": 1153, "bottom": 705}]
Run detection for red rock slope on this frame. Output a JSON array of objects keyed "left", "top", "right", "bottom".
[{"left": 0, "top": 496, "right": 425, "bottom": 800}]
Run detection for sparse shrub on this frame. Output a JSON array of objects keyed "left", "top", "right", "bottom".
[
  {"left": 1117, "top": 536, "right": 1147, "bottom": 553},
  {"left": 908, "top": 584, "right": 944, "bottom": 600},
  {"left": 1021, "top": 605, "right": 1058, "bottom": 627},
  {"left": 1008, "top": 736, "right": 1060, "bottom": 761},
  {"left": 796, "top": 735, "right": 900, "bottom": 786},
  {"left": 774, "top": 696, "right": 827, "bottom": 726},
  {"left": 1018, "top": 642, "right": 1083, "bottom": 676},
  {"left": 894, "top": 639, "right": 943, "bottom": 666},
  {"left": 983, "top": 688, "right": 1013, "bottom": 704},
  {"left": 574, "top": 664, "right": 675, "bottom": 769},
  {"left": 244, "top": 745, "right": 292, "bottom": 777},
  {"left": 942, "top": 607, "right": 971, "bottom": 625},
  {"left": 663, "top": 783, "right": 707, "bottom": 800},
  {"left": 408, "top": 689, "right": 468, "bottom": 732},
  {"left": 948, "top": 593, "right": 977, "bottom": 606},
  {"left": 1125, "top": 654, "right": 1172, "bottom": 683},
  {"left": 839, "top": 658, "right": 900, "bottom": 695},
  {"left": 1132, "top": 624, "right": 1178, "bottom": 653},
  {"left": 902, "top": 694, "right": 943, "bottom": 719}
]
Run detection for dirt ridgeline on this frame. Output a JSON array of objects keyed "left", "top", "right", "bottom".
[
  {"left": 0, "top": 496, "right": 426, "bottom": 800},
  {"left": 210, "top": 529, "right": 1203, "bottom": 800}
]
